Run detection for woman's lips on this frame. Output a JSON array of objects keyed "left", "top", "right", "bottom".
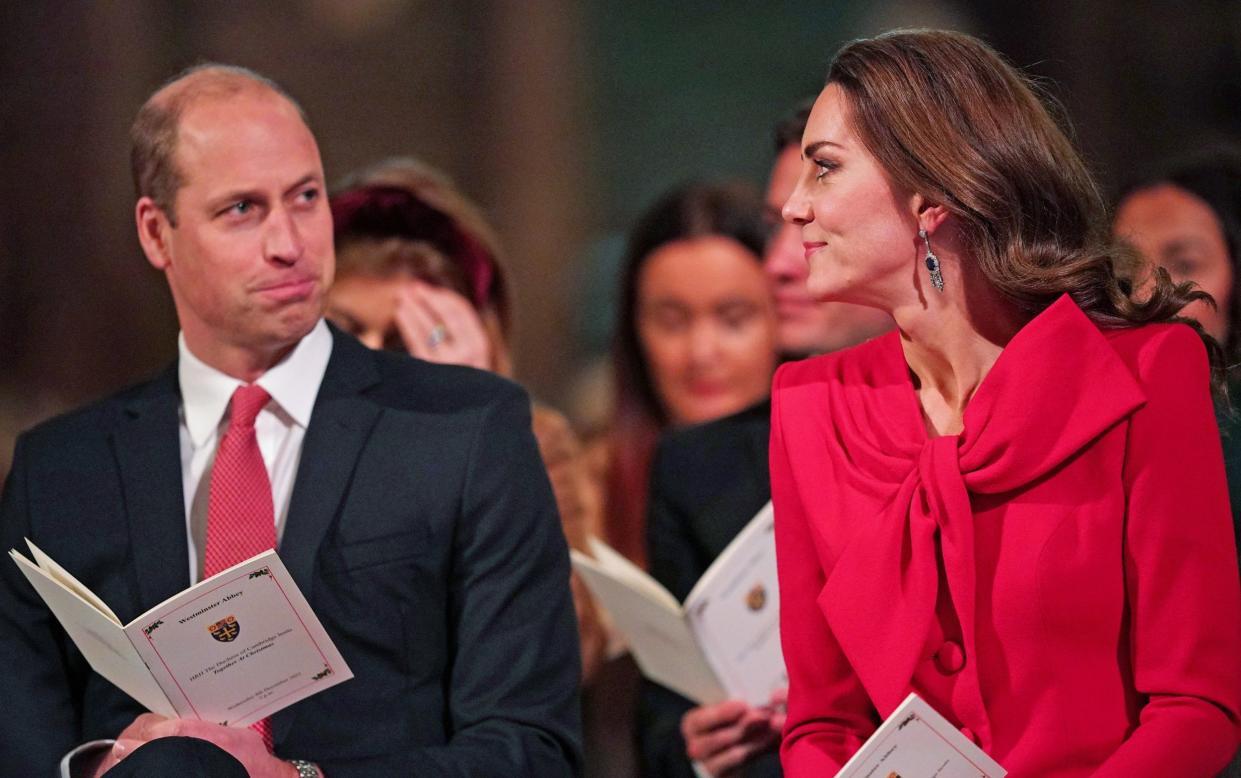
[{"left": 688, "top": 380, "right": 729, "bottom": 398}]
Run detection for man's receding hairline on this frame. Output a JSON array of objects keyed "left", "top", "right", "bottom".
[
  {"left": 131, "top": 64, "right": 310, "bottom": 222},
  {"left": 150, "top": 67, "right": 291, "bottom": 117}
]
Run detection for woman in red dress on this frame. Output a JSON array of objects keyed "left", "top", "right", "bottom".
[{"left": 771, "top": 30, "right": 1241, "bottom": 776}]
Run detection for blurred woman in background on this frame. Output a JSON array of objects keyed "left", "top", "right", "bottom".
[
  {"left": 1114, "top": 150, "right": 1241, "bottom": 556},
  {"left": 327, "top": 157, "right": 608, "bottom": 682},
  {"left": 603, "top": 182, "right": 778, "bottom": 566}
]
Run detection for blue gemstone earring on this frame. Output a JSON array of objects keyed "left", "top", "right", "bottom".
[{"left": 919, "top": 228, "right": 944, "bottom": 292}]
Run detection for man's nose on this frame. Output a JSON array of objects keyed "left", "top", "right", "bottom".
[
  {"left": 264, "top": 206, "right": 304, "bottom": 264},
  {"left": 764, "top": 223, "right": 805, "bottom": 279}
]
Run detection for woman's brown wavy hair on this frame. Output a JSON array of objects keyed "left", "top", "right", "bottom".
[{"left": 827, "top": 29, "right": 1226, "bottom": 395}]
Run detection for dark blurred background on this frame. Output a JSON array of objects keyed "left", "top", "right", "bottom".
[{"left": 2, "top": 0, "right": 1239, "bottom": 475}]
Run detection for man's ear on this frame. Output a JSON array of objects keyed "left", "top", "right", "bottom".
[
  {"left": 910, "top": 193, "right": 950, "bottom": 235},
  {"left": 135, "top": 197, "right": 174, "bottom": 270}
]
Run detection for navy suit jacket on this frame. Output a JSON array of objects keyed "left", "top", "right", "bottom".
[
  {"left": 638, "top": 399, "right": 782, "bottom": 778},
  {"left": 0, "top": 326, "right": 582, "bottom": 776}
]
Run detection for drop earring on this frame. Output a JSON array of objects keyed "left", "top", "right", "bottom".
[{"left": 919, "top": 228, "right": 944, "bottom": 292}]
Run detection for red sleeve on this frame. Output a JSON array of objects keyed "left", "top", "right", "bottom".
[
  {"left": 771, "top": 363, "right": 876, "bottom": 776},
  {"left": 1095, "top": 326, "right": 1241, "bottom": 776}
]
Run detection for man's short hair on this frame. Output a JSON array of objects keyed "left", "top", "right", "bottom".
[
  {"left": 772, "top": 98, "right": 814, "bottom": 154},
  {"left": 129, "top": 63, "right": 306, "bottom": 226}
]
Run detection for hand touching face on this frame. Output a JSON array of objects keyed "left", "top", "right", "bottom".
[{"left": 328, "top": 275, "right": 493, "bottom": 370}]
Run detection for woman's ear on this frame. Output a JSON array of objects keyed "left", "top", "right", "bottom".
[{"left": 910, "top": 193, "right": 950, "bottom": 235}]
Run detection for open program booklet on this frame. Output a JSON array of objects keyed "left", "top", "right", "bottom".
[
  {"left": 11, "top": 541, "right": 352, "bottom": 727},
  {"left": 835, "top": 693, "right": 1007, "bottom": 778},
  {"left": 571, "top": 502, "right": 785, "bottom": 707}
]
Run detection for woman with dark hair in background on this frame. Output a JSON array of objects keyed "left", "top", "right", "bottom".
[
  {"left": 602, "top": 182, "right": 778, "bottom": 567},
  {"left": 1114, "top": 149, "right": 1241, "bottom": 556},
  {"left": 577, "top": 181, "right": 778, "bottom": 778},
  {"left": 326, "top": 157, "right": 609, "bottom": 683},
  {"left": 773, "top": 29, "right": 1240, "bottom": 776}
]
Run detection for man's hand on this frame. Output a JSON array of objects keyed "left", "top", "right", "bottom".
[
  {"left": 681, "top": 687, "right": 787, "bottom": 777},
  {"left": 93, "top": 714, "right": 295, "bottom": 777}
]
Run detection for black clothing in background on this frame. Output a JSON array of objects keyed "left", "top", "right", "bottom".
[{"left": 638, "top": 400, "right": 781, "bottom": 778}]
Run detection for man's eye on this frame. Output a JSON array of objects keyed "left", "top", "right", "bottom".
[
  {"left": 226, "top": 201, "right": 253, "bottom": 216},
  {"left": 1164, "top": 257, "right": 1198, "bottom": 279},
  {"left": 296, "top": 188, "right": 320, "bottom": 204}
]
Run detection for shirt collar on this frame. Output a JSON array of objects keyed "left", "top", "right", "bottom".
[{"left": 178, "top": 319, "right": 334, "bottom": 448}]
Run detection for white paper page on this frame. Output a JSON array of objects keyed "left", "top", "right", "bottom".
[
  {"left": 584, "top": 537, "right": 683, "bottom": 612},
  {"left": 571, "top": 549, "right": 727, "bottom": 705},
  {"left": 683, "top": 503, "right": 786, "bottom": 706},
  {"left": 835, "top": 693, "right": 1006, "bottom": 778},
  {"left": 127, "top": 551, "right": 353, "bottom": 726},
  {"left": 26, "top": 539, "right": 121, "bottom": 624},
  {"left": 686, "top": 502, "right": 775, "bottom": 605},
  {"left": 10, "top": 550, "right": 177, "bottom": 717}
]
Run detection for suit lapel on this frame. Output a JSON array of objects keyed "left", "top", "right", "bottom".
[
  {"left": 112, "top": 366, "right": 191, "bottom": 612},
  {"left": 109, "top": 332, "right": 383, "bottom": 746},
  {"left": 274, "top": 329, "right": 382, "bottom": 744},
  {"left": 279, "top": 329, "right": 383, "bottom": 596}
]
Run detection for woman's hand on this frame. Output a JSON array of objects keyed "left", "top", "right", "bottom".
[
  {"left": 681, "top": 687, "right": 786, "bottom": 776},
  {"left": 393, "top": 280, "right": 492, "bottom": 371}
]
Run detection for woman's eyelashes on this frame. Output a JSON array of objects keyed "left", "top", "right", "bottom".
[{"left": 813, "top": 158, "right": 840, "bottom": 181}]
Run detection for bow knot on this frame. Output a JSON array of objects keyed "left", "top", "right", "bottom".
[{"left": 813, "top": 296, "right": 1146, "bottom": 747}]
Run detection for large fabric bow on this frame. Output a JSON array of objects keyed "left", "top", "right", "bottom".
[{"left": 818, "top": 295, "right": 1146, "bottom": 745}]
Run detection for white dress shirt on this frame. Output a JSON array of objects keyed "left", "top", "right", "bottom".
[
  {"left": 177, "top": 319, "right": 332, "bottom": 583},
  {"left": 61, "top": 321, "right": 333, "bottom": 777}
]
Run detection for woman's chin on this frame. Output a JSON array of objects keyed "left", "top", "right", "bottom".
[{"left": 804, "top": 276, "right": 849, "bottom": 304}]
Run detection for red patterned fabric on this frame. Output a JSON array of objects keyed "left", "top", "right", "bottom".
[{"left": 205, "top": 383, "right": 275, "bottom": 751}]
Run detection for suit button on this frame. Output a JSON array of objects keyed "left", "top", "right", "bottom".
[{"left": 933, "top": 640, "right": 965, "bottom": 674}]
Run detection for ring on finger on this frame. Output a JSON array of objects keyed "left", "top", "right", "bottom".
[{"left": 427, "top": 323, "right": 450, "bottom": 349}]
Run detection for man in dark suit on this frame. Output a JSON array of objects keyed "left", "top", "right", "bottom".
[
  {"left": 0, "top": 65, "right": 580, "bottom": 777},
  {"left": 637, "top": 104, "right": 891, "bottom": 778}
]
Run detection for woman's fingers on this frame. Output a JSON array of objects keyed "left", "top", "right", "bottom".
[
  {"left": 393, "top": 285, "right": 442, "bottom": 360},
  {"left": 394, "top": 281, "right": 492, "bottom": 370},
  {"left": 682, "top": 700, "right": 781, "bottom": 776}
]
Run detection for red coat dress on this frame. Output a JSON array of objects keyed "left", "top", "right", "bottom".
[{"left": 770, "top": 295, "right": 1241, "bottom": 777}]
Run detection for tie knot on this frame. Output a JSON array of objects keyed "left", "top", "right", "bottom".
[{"left": 228, "top": 384, "right": 271, "bottom": 430}]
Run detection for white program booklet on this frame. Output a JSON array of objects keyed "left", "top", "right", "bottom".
[
  {"left": 11, "top": 541, "right": 352, "bottom": 727},
  {"left": 571, "top": 502, "right": 786, "bottom": 707},
  {"left": 835, "top": 693, "right": 1006, "bottom": 778}
]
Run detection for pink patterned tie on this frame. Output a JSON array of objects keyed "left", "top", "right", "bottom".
[{"left": 204, "top": 383, "right": 276, "bottom": 751}]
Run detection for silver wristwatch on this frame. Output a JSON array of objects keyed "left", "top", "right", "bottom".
[{"left": 288, "top": 759, "right": 321, "bottom": 778}]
